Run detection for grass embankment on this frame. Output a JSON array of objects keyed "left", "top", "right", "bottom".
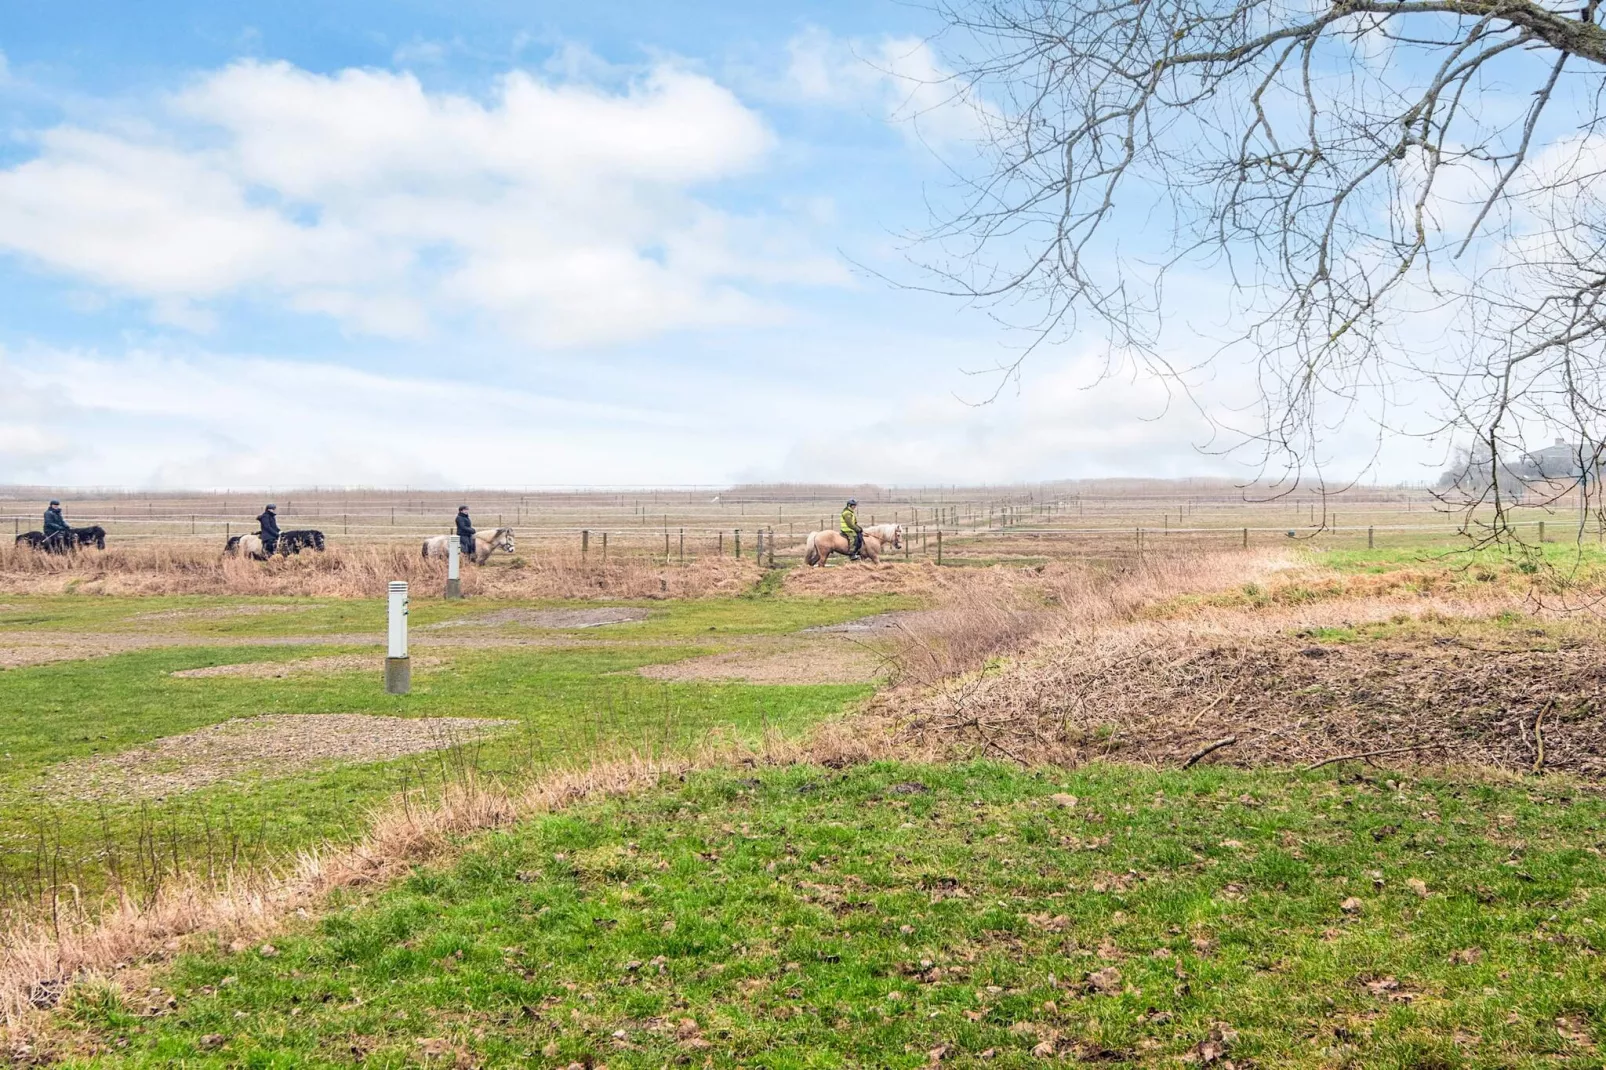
[
  {"left": 0, "top": 593, "right": 911, "bottom": 910},
  {"left": 53, "top": 761, "right": 1606, "bottom": 1068}
]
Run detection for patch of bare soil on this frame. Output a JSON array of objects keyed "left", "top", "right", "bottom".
[
  {"left": 0, "top": 634, "right": 189, "bottom": 669},
  {"left": 170, "top": 654, "right": 445, "bottom": 679},
  {"left": 424, "top": 607, "right": 648, "bottom": 629},
  {"left": 805, "top": 611, "right": 930, "bottom": 634},
  {"left": 639, "top": 640, "right": 889, "bottom": 684},
  {"left": 881, "top": 619, "right": 1606, "bottom": 777},
  {"left": 42, "top": 714, "right": 516, "bottom": 799},
  {"left": 0, "top": 631, "right": 384, "bottom": 669},
  {"left": 130, "top": 604, "right": 327, "bottom": 622}
]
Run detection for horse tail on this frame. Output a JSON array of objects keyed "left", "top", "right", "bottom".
[
  {"left": 804, "top": 531, "right": 818, "bottom": 567},
  {"left": 421, "top": 539, "right": 430, "bottom": 560}
]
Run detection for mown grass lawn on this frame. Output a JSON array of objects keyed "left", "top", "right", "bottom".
[
  {"left": 57, "top": 761, "right": 1606, "bottom": 1068},
  {"left": 0, "top": 593, "right": 906, "bottom": 909}
]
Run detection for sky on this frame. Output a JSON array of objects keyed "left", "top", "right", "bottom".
[{"left": 0, "top": 0, "right": 1438, "bottom": 490}]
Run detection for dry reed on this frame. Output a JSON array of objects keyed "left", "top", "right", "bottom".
[{"left": 0, "top": 544, "right": 761, "bottom": 599}]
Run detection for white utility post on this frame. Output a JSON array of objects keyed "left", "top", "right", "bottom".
[
  {"left": 445, "top": 539, "right": 463, "bottom": 599},
  {"left": 385, "top": 580, "right": 410, "bottom": 694}
]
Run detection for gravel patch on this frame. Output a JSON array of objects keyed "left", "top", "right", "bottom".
[
  {"left": 130, "top": 604, "right": 327, "bottom": 622},
  {"left": 425, "top": 607, "right": 649, "bottom": 630},
  {"left": 804, "top": 612, "right": 924, "bottom": 634},
  {"left": 638, "top": 641, "right": 888, "bottom": 685},
  {"left": 170, "top": 654, "right": 446, "bottom": 679},
  {"left": 42, "top": 714, "right": 517, "bottom": 799}
]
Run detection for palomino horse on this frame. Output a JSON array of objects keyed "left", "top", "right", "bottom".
[
  {"left": 803, "top": 529, "right": 883, "bottom": 566},
  {"left": 421, "top": 528, "right": 516, "bottom": 565},
  {"left": 861, "top": 523, "right": 903, "bottom": 549}
]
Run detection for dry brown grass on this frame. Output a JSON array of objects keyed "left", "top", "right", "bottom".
[
  {"left": 0, "top": 544, "right": 761, "bottom": 599},
  {"left": 856, "top": 550, "right": 1603, "bottom": 774}
]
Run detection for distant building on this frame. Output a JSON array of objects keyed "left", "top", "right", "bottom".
[
  {"left": 1519, "top": 438, "right": 1586, "bottom": 482},
  {"left": 1439, "top": 437, "right": 1598, "bottom": 500}
]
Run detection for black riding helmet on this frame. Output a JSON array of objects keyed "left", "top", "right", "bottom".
[
  {"left": 846, "top": 498, "right": 857, "bottom": 506},
  {"left": 48, "top": 499, "right": 60, "bottom": 506}
]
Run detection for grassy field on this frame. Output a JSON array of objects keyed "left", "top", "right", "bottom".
[
  {"left": 51, "top": 760, "right": 1606, "bottom": 1068},
  {"left": 0, "top": 591, "right": 911, "bottom": 912},
  {"left": 6, "top": 539, "right": 1606, "bottom": 1064}
]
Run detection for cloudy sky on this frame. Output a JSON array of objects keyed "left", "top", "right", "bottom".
[{"left": 0, "top": 0, "right": 1433, "bottom": 489}]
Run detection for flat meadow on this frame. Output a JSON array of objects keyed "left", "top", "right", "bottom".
[{"left": 1, "top": 488, "right": 1605, "bottom": 1066}]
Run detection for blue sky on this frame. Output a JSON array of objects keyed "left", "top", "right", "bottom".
[{"left": 0, "top": 0, "right": 1424, "bottom": 489}]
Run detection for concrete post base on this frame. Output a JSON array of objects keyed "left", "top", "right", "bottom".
[
  {"left": 384, "top": 656, "right": 411, "bottom": 695},
  {"left": 444, "top": 578, "right": 462, "bottom": 599}
]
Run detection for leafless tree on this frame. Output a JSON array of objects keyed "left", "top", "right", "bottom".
[{"left": 921, "top": 0, "right": 1606, "bottom": 545}]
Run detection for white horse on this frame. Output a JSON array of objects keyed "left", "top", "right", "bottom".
[
  {"left": 224, "top": 534, "right": 269, "bottom": 561},
  {"left": 421, "top": 528, "right": 516, "bottom": 565},
  {"left": 862, "top": 523, "right": 903, "bottom": 549}
]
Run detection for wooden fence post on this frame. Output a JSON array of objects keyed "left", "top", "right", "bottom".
[
  {"left": 735, "top": 529, "right": 741, "bottom": 558},
  {"left": 602, "top": 532, "right": 608, "bottom": 561},
  {"left": 582, "top": 529, "right": 589, "bottom": 555},
  {"left": 936, "top": 529, "right": 943, "bottom": 566},
  {"left": 679, "top": 528, "right": 684, "bottom": 564},
  {"left": 1367, "top": 526, "right": 1374, "bottom": 549},
  {"left": 718, "top": 531, "right": 723, "bottom": 556},
  {"left": 1539, "top": 520, "right": 1546, "bottom": 544}
]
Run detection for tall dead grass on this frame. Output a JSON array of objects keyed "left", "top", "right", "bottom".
[
  {"left": 0, "top": 543, "right": 761, "bottom": 599},
  {"left": 863, "top": 549, "right": 1569, "bottom": 769}
]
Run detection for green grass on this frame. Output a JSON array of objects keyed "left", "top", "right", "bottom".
[
  {"left": 0, "top": 594, "right": 907, "bottom": 908},
  {"left": 57, "top": 761, "right": 1606, "bottom": 1068}
]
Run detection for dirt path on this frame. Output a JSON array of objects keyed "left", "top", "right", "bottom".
[{"left": 41, "top": 714, "right": 517, "bottom": 799}]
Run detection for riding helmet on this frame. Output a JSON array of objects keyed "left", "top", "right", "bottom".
[
  {"left": 846, "top": 498, "right": 857, "bottom": 506},
  {"left": 48, "top": 499, "right": 59, "bottom": 506},
  {"left": 266, "top": 503, "right": 276, "bottom": 510}
]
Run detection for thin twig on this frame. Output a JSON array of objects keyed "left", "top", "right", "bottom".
[
  {"left": 1182, "top": 736, "right": 1239, "bottom": 769},
  {"left": 1304, "top": 742, "right": 1440, "bottom": 770},
  {"left": 1532, "top": 699, "right": 1553, "bottom": 774}
]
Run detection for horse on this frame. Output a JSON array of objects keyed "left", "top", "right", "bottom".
[
  {"left": 224, "top": 534, "right": 269, "bottom": 560},
  {"left": 16, "top": 528, "right": 102, "bottom": 553},
  {"left": 862, "top": 523, "right": 903, "bottom": 549},
  {"left": 421, "top": 528, "right": 516, "bottom": 565},
  {"left": 65, "top": 525, "right": 106, "bottom": 550},
  {"left": 803, "top": 529, "right": 883, "bottom": 566},
  {"left": 278, "top": 530, "right": 326, "bottom": 554}
]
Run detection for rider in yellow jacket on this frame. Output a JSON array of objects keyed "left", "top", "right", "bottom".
[{"left": 840, "top": 499, "right": 863, "bottom": 559}]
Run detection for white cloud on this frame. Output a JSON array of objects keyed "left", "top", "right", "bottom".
[
  {"left": 0, "top": 59, "right": 848, "bottom": 346},
  {"left": 784, "top": 27, "right": 987, "bottom": 146}
]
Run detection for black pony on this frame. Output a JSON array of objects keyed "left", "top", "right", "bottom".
[
  {"left": 224, "top": 530, "right": 325, "bottom": 557},
  {"left": 66, "top": 525, "right": 106, "bottom": 550},
  {"left": 14, "top": 526, "right": 104, "bottom": 552},
  {"left": 278, "top": 529, "right": 326, "bottom": 554}
]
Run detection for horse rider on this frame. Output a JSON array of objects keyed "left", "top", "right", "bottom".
[
  {"left": 258, "top": 503, "right": 280, "bottom": 556},
  {"left": 43, "top": 499, "right": 69, "bottom": 548},
  {"left": 840, "top": 498, "right": 863, "bottom": 560},
  {"left": 456, "top": 506, "right": 476, "bottom": 558}
]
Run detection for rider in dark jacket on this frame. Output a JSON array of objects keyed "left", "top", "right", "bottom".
[
  {"left": 43, "top": 500, "right": 68, "bottom": 537},
  {"left": 456, "top": 507, "right": 476, "bottom": 557},
  {"left": 258, "top": 504, "right": 280, "bottom": 555}
]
